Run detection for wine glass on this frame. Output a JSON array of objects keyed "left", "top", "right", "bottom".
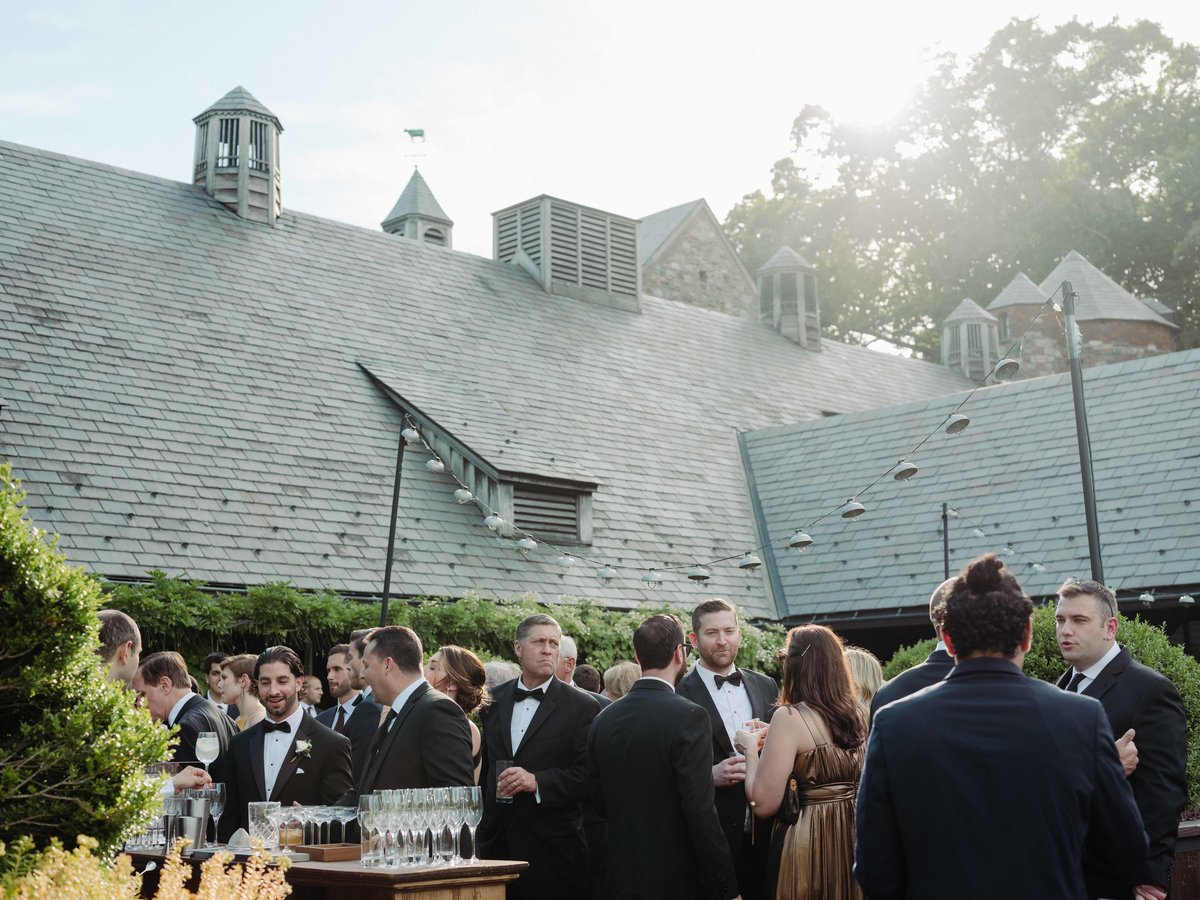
[
  {"left": 207, "top": 784, "right": 226, "bottom": 845},
  {"left": 463, "top": 786, "right": 483, "bottom": 862},
  {"left": 358, "top": 794, "right": 382, "bottom": 868},
  {"left": 334, "top": 805, "right": 358, "bottom": 844},
  {"left": 195, "top": 732, "right": 219, "bottom": 772}
]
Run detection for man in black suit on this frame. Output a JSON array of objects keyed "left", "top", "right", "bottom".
[
  {"left": 589, "top": 614, "right": 741, "bottom": 900},
  {"left": 855, "top": 554, "right": 1146, "bottom": 900},
  {"left": 677, "top": 598, "right": 777, "bottom": 900},
  {"left": 133, "top": 651, "right": 237, "bottom": 764},
  {"left": 869, "top": 578, "right": 955, "bottom": 718},
  {"left": 478, "top": 614, "right": 601, "bottom": 900},
  {"left": 337, "top": 625, "right": 473, "bottom": 804},
  {"left": 215, "top": 646, "right": 353, "bottom": 840},
  {"left": 316, "top": 642, "right": 382, "bottom": 784},
  {"left": 1055, "top": 578, "right": 1187, "bottom": 900}
]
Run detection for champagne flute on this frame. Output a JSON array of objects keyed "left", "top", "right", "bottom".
[
  {"left": 464, "top": 786, "right": 483, "bottom": 862},
  {"left": 195, "top": 731, "right": 219, "bottom": 772}
]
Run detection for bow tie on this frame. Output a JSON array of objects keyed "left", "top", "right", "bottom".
[
  {"left": 262, "top": 720, "right": 292, "bottom": 733},
  {"left": 513, "top": 687, "right": 545, "bottom": 703},
  {"left": 714, "top": 671, "right": 743, "bottom": 689}
]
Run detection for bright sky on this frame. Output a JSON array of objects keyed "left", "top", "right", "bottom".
[{"left": 4, "top": 1, "right": 1199, "bottom": 257}]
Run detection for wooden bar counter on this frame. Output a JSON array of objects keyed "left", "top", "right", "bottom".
[{"left": 123, "top": 850, "right": 526, "bottom": 899}]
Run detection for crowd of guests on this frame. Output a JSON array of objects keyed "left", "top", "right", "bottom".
[{"left": 95, "top": 551, "right": 1187, "bottom": 900}]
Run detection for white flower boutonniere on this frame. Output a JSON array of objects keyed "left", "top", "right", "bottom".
[{"left": 291, "top": 739, "right": 313, "bottom": 763}]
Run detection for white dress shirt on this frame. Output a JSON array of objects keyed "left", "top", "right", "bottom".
[
  {"left": 1067, "top": 640, "right": 1122, "bottom": 695},
  {"left": 167, "top": 691, "right": 198, "bottom": 728},
  {"left": 694, "top": 664, "right": 754, "bottom": 747},
  {"left": 387, "top": 677, "right": 428, "bottom": 726},
  {"left": 510, "top": 676, "right": 553, "bottom": 755},
  {"left": 262, "top": 706, "right": 306, "bottom": 799}
]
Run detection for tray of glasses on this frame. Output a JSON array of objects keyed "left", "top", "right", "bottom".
[{"left": 296, "top": 843, "right": 361, "bottom": 862}]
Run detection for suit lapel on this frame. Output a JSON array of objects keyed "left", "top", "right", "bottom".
[
  {"left": 1080, "top": 648, "right": 1128, "bottom": 702},
  {"left": 250, "top": 727, "right": 267, "bottom": 799},
  {"left": 269, "top": 715, "right": 312, "bottom": 801},
  {"left": 360, "top": 683, "right": 429, "bottom": 793},
  {"left": 496, "top": 684, "right": 516, "bottom": 759},
  {"left": 681, "top": 669, "right": 734, "bottom": 757},
  {"left": 515, "top": 679, "right": 558, "bottom": 756},
  {"left": 745, "top": 672, "right": 772, "bottom": 721}
]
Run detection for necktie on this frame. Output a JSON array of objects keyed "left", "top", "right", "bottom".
[
  {"left": 262, "top": 720, "right": 291, "bottom": 733},
  {"left": 367, "top": 709, "right": 399, "bottom": 760},
  {"left": 1065, "top": 672, "right": 1087, "bottom": 693},
  {"left": 334, "top": 705, "right": 346, "bottom": 734},
  {"left": 513, "top": 687, "right": 544, "bottom": 702},
  {"left": 714, "top": 671, "right": 743, "bottom": 689},
  {"left": 352, "top": 693, "right": 363, "bottom": 707}
]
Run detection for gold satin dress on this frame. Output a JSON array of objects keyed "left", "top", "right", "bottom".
[{"left": 768, "top": 704, "right": 865, "bottom": 900}]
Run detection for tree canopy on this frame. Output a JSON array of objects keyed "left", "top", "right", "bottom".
[{"left": 726, "top": 17, "right": 1200, "bottom": 358}]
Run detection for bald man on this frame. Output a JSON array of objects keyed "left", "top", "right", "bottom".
[{"left": 870, "top": 578, "right": 956, "bottom": 717}]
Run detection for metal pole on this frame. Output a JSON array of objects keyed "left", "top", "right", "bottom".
[
  {"left": 379, "top": 430, "right": 406, "bottom": 626},
  {"left": 1062, "top": 280, "right": 1104, "bottom": 582},
  {"left": 942, "top": 502, "right": 950, "bottom": 580}
]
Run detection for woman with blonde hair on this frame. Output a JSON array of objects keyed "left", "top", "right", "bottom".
[
  {"left": 423, "top": 645, "right": 491, "bottom": 783},
  {"left": 218, "top": 653, "right": 264, "bottom": 731},
  {"left": 844, "top": 646, "right": 883, "bottom": 723},
  {"left": 601, "top": 660, "right": 641, "bottom": 700},
  {"left": 737, "top": 625, "right": 866, "bottom": 900}
]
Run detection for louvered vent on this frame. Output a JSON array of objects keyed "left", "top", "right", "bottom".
[
  {"left": 493, "top": 196, "right": 641, "bottom": 311},
  {"left": 513, "top": 485, "right": 580, "bottom": 542}
]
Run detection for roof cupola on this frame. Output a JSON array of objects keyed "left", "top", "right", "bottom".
[
  {"left": 756, "top": 246, "right": 820, "bottom": 349},
  {"left": 192, "top": 86, "right": 282, "bottom": 225},
  {"left": 382, "top": 169, "right": 453, "bottom": 248}
]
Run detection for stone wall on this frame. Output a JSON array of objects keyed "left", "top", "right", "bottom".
[
  {"left": 642, "top": 213, "right": 756, "bottom": 317},
  {"left": 999, "top": 306, "right": 1176, "bottom": 378}
]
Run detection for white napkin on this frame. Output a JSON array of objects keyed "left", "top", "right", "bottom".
[{"left": 227, "top": 828, "right": 252, "bottom": 849}]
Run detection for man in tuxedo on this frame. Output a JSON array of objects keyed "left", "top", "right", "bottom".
[
  {"left": 202, "top": 652, "right": 239, "bottom": 720},
  {"left": 869, "top": 578, "right": 955, "bottom": 717},
  {"left": 337, "top": 626, "right": 473, "bottom": 804},
  {"left": 478, "top": 614, "right": 601, "bottom": 900},
  {"left": 316, "top": 642, "right": 383, "bottom": 783},
  {"left": 215, "top": 646, "right": 352, "bottom": 839},
  {"left": 97, "top": 609, "right": 141, "bottom": 686},
  {"left": 589, "top": 614, "right": 741, "bottom": 900},
  {"left": 347, "top": 629, "right": 378, "bottom": 706},
  {"left": 132, "top": 651, "right": 237, "bottom": 764},
  {"left": 855, "top": 554, "right": 1146, "bottom": 900},
  {"left": 1055, "top": 578, "right": 1187, "bottom": 900},
  {"left": 557, "top": 635, "right": 578, "bottom": 684},
  {"left": 677, "top": 598, "right": 777, "bottom": 900}
]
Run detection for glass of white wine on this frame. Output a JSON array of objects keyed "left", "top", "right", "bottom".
[{"left": 196, "top": 731, "right": 219, "bottom": 771}]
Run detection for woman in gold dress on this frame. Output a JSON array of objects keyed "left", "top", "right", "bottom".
[{"left": 738, "top": 625, "right": 867, "bottom": 900}]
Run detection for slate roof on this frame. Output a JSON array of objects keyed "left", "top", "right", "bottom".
[
  {"left": 943, "top": 298, "right": 997, "bottom": 324},
  {"left": 742, "top": 349, "right": 1200, "bottom": 622},
  {"left": 382, "top": 168, "right": 452, "bottom": 229},
  {"left": 986, "top": 272, "right": 1046, "bottom": 310},
  {"left": 0, "top": 138, "right": 972, "bottom": 619},
  {"left": 637, "top": 199, "right": 703, "bottom": 265},
  {"left": 193, "top": 86, "right": 283, "bottom": 131}
]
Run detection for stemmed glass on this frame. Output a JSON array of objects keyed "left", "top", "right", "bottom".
[
  {"left": 313, "top": 805, "right": 337, "bottom": 844},
  {"left": 333, "top": 806, "right": 358, "bottom": 844},
  {"left": 195, "top": 731, "right": 219, "bottom": 772},
  {"left": 463, "top": 786, "right": 483, "bottom": 862},
  {"left": 357, "top": 794, "right": 382, "bottom": 868},
  {"left": 205, "top": 784, "right": 226, "bottom": 845},
  {"left": 449, "top": 786, "right": 469, "bottom": 864}
]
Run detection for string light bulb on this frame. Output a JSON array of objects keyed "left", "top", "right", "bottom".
[
  {"left": 401, "top": 426, "right": 421, "bottom": 444},
  {"left": 1180, "top": 595, "right": 1195, "bottom": 605},
  {"left": 738, "top": 551, "right": 763, "bottom": 571},
  {"left": 687, "top": 565, "right": 711, "bottom": 582},
  {"left": 994, "top": 358, "right": 1021, "bottom": 380},
  {"left": 596, "top": 565, "right": 618, "bottom": 585},
  {"left": 484, "top": 514, "right": 504, "bottom": 531},
  {"left": 893, "top": 461, "right": 919, "bottom": 481},
  {"left": 453, "top": 488, "right": 474, "bottom": 504},
  {"left": 1030, "top": 563, "right": 1047, "bottom": 574},
  {"left": 555, "top": 553, "right": 576, "bottom": 571},
  {"left": 1139, "top": 592, "right": 1155, "bottom": 605},
  {"left": 945, "top": 414, "right": 970, "bottom": 434},
  {"left": 842, "top": 500, "right": 866, "bottom": 519},
  {"left": 641, "top": 568, "right": 665, "bottom": 587},
  {"left": 517, "top": 537, "right": 538, "bottom": 557},
  {"left": 787, "top": 531, "right": 813, "bottom": 551},
  {"left": 972, "top": 528, "right": 986, "bottom": 539},
  {"left": 425, "top": 458, "right": 445, "bottom": 473}
]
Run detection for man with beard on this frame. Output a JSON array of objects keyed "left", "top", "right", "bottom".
[
  {"left": 316, "top": 642, "right": 379, "bottom": 782},
  {"left": 678, "top": 598, "right": 778, "bottom": 900},
  {"left": 216, "top": 646, "right": 353, "bottom": 840},
  {"left": 589, "top": 614, "right": 740, "bottom": 900}
]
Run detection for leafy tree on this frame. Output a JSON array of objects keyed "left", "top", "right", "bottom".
[
  {"left": 726, "top": 18, "right": 1200, "bottom": 356},
  {"left": 0, "top": 464, "right": 169, "bottom": 871}
]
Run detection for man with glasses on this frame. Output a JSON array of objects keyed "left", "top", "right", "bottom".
[{"left": 1055, "top": 578, "right": 1187, "bottom": 900}]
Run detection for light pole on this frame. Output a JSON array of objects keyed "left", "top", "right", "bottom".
[
  {"left": 1061, "top": 280, "right": 1104, "bottom": 582},
  {"left": 379, "top": 430, "right": 406, "bottom": 626}
]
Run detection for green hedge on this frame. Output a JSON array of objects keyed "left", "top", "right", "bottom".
[
  {"left": 0, "top": 465, "right": 169, "bottom": 874},
  {"left": 881, "top": 605, "right": 1200, "bottom": 809}
]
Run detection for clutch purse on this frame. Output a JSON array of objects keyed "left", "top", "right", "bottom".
[{"left": 778, "top": 775, "right": 802, "bottom": 825}]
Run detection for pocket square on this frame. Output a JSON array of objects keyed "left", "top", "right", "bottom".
[{"left": 295, "top": 768, "right": 306, "bottom": 774}]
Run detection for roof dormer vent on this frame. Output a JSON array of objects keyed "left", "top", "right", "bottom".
[
  {"left": 493, "top": 196, "right": 640, "bottom": 311},
  {"left": 193, "top": 86, "right": 282, "bottom": 225}
]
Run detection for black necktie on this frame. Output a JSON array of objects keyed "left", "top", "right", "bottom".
[
  {"left": 352, "top": 693, "right": 363, "bottom": 707},
  {"left": 513, "top": 687, "right": 545, "bottom": 702},
  {"left": 262, "top": 720, "right": 291, "bottom": 733},
  {"left": 1065, "top": 672, "right": 1087, "bottom": 693},
  {"left": 334, "top": 705, "right": 346, "bottom": 734},
  {"left": 368, "top": 709, "right": 399, "bottom": 759},
  {"left": 714, "top": 671, "right": 743, "bottom": 689}
]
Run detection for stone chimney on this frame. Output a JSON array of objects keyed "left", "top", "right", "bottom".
[
  {"left": 382, "top": 169, "right": 453, "bottom": 248},
  {"left": 756, "top": 246, "right": 820, "bottom": 349},
  {"left": 192, "top": 86, "right": 282, "bottom": 225}
]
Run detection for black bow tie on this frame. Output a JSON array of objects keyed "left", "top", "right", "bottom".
[
  {"left": 262, "top": 720, "right": 292, "bottom": 733},
  {"left": 714, "top": 671, "right": 743, "bottom": 689},
  {"left": 513, "top": 687, "right": 545, "bottom": 702}
]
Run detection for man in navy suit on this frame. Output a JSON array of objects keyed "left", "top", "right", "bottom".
[
  {"left": 855, "top": 554, "right": 1146, "bottom": 900},
  {"left": 316, "top": 642, "right": 382, "bottom": 784},
  {"left": 1055, "top": 578, "right": 1187, "bottom": 900},
  {"left": 869, "top": 578, "right": 955, "bottom": 718},
  {"left": 677, "top": 598, "right": 777, "bottom": 900},
  {"left": 478, "top": 614, "right": 600, "bottom": 899}
]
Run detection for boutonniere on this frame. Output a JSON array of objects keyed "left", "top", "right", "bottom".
[{"left": 291, "top": 739, "right": 312, "bottom": 762}]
